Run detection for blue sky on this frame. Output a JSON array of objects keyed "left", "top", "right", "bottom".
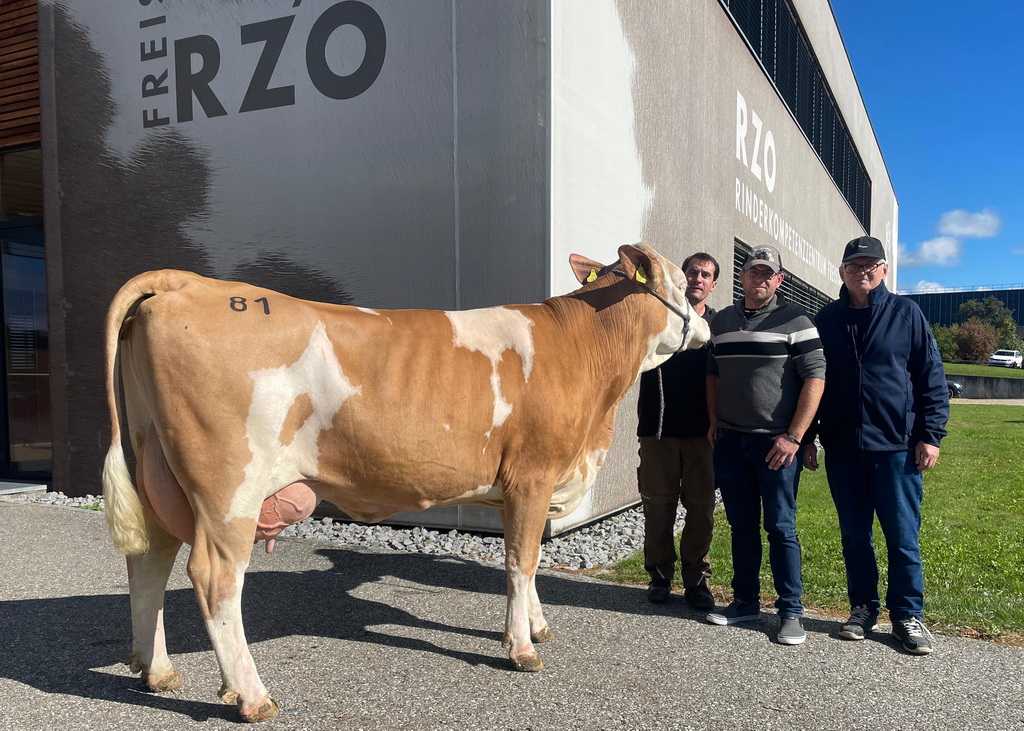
[{"left": 830, "top": 1, "right": 1023, "bottom": 293}]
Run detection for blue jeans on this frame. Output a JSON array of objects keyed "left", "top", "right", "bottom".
[
  {"left": 823, "top": 447, "right": 924, "bottom": 621},
  {"left": 713, "top": 429, "right": 803, "bottom": 617}
]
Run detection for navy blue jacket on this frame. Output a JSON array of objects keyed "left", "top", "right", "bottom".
[{"left": 813, "top": 281, "right": 948, "bottom": 451}]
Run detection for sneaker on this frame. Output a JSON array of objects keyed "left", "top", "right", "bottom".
[
  {"left": 646, "top": 580, "right": 670, "bottom": 604},
  {"left": 839, "top": 605, "right": 879, "bottom": 640},
  {"left": 777, "top": 617, "right": 806, "bottom": 645},
  {"left": 684, "top": 581, "right": 716, "bottom": 611},
  {"left": 706, "top": 601, "right": 760, "bottom": 626},
  {"left": 892, "top": 617, "right": 934, "bottom": 655}
]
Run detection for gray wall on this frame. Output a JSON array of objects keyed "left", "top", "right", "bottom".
[
  {"left": 546, "top": 0, "right": 897, "bottom": 531},
  {"left": 954, "top": 376, "right": 1024, "bottom": 400},
  {"left": 41, "top": 0, "right": 898, "bottom": 535},
  {"left": 41, "top": 0, "right": 548, "bottom": 497}
]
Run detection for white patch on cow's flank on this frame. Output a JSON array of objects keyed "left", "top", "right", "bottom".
[
  {"left": 445, "top": 307, "right": 535, "bottom": 432},
  {"left": 357, "top": 307, "right": 379, "bottom": 316},
  {"left": 227, "top": 322, "right": 359, "bottom": 522}
]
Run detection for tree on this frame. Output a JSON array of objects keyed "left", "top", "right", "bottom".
[
  {"left": 958, "top": 297, "right": 1023, "bottom": 351},
  {"left": 956, "top": 319, "right": 998, "bottom": 363},
  {"left": 931, "top": 324, "right": 958, "bottom": 362}
]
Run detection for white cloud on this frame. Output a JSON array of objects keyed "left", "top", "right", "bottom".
[
  {"left": 908, "top": 280, "right": 945, "bottom": 292},
  {"left": 1013, "top": 247, "right": 1024, "bottom": 255},
  {"left": 898, "top": 236, "right": 961, "bottom": 268},
  {"left": 937, "top": 208, "right": 1001, "bottom": 238}
]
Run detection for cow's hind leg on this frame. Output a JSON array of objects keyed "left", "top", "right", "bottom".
[
  {"left": 188, "top": 521, "right": 279, "bottom": 723},
  {"left": 501, "top": 490, "right": 552, "bottom": 671},
  {"left": 126, "top": 514, "right": 183, "bottom": 691}
]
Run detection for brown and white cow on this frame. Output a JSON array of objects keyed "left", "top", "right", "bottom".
[{"left": 102, "top": 243, "right": 709, "bottom": 722}]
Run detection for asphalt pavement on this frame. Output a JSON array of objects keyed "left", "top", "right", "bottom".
[{"left": 1, "top": 500, "right": 1021, "bottom": 730}]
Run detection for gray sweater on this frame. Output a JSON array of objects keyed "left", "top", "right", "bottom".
[{"left": 708, "top": 294, "right": 825, "bottom": 434}]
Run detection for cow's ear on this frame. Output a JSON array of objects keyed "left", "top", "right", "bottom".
[
  {"left": 569, "top": 254, "right": 605, "bottom": 284},
  {"left": 617, "top": 243, "right": 663, "bottom": 291}
]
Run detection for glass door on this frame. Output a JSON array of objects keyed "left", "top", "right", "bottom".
[{"left": 0, "top": 221, "right": 50, "bottom": 477}]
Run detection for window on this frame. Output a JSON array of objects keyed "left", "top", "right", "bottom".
[
  {"left": 721, "top": 0, "right": 872, "bottom": 231},
  {"left": 0, "top": 146, "right": 49, "bottom": 476}
]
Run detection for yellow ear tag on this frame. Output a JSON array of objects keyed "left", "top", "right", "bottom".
[
  {"left": 586, "top": 269, "right": 598, "bottom": 283},
  {"left": 635, "top": 265, "right": 647, "bottom": 284}
]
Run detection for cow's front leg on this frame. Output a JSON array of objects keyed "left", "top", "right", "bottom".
[
  {"left": 188, "top": 523, "right": 279, "bottom": 723},
  {"left": 126, "top": 515, "right": 183, "bottom": 691},
  {"left": 501, "top": 492, "right": 551, "bottom": 671},
  {"left": 527, "top": 563, "right": 554, "bottom": 643}
]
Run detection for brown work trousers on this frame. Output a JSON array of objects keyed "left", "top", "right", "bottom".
[{"left": 638, "top": 435, "right": 716, "bottom": 587}]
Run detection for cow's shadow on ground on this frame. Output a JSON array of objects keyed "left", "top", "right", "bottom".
[
  {"left": 0, "top": 543, "right": 885, "bottom": 722},
  {"left": 0, "top": 545, "right": 651, "bottom": 722}
]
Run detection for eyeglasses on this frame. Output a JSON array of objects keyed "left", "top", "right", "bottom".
[
  {"left": 842, "top": 260, "right": 886, "bottom": 275},
  {"left": 744, "top": 267, "right": 778, "bottom": 281}
]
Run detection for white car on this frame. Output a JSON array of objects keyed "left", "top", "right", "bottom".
[{"left": 987, "top": 349, "right": 1023, "bottom": 368}]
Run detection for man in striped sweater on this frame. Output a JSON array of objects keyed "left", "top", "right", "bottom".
[{"left": 705, "top": 244, "right": 825, "bottom": 646}]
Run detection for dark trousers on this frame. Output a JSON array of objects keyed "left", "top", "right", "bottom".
[
  {"left": 823, "top": 447, "right": 925, "bottom": 621},
  {"left": 713, "top": 429, "right": 804, "bottom": 617},
  {"left": 638, "top": 436, "right": 715, "bottom": 587}
]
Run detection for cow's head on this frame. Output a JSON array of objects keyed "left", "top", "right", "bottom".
[{"left": 570, "top": 244, "right": 710, "bottom": 371}]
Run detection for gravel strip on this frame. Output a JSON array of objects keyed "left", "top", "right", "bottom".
[{"left": 29, "top": 491, "right": 694, "bottom": 571}]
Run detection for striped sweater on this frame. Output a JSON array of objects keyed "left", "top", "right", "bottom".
[{"left": 707, "top": 294, "right": 825, "bottom": 434}]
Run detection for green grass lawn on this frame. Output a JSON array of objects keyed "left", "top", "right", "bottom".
[
  {"left": 604, "top": 404, "right": 1024, "bottom": 641},
  {"left": 945, "top": 362, "right": 1024, "bottom": 379}
]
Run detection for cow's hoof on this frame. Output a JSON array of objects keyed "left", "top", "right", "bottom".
[
  {"left": 125, "top": 653, "right": 143, "bottom": 674},
  {"left": 531, "top": 626, "right": 555, "bottom": 643},
  {"left": 510, "top": 652, "right": 544, "bottom": 672},
  {"left": 218, "top": 685, "right": 239, "bottom": 704},
  {"left": 240, "top": 696, "right": 280, "bottom": 723},
  {"left": 142, "top": 669, "right": 183, "bottom": 692}
]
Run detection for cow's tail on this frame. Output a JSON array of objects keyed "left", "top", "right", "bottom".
[{"left": 102, "top": 270, "right": 196, "bottom": 555}]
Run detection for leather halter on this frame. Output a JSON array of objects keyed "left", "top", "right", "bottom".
[{"left": 610, "top": 268, "right": 693, "bottom": 352}]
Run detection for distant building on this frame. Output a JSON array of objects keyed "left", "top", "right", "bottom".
[{"left": 901, "top": 286, "right": 1024, "bottom": 338}]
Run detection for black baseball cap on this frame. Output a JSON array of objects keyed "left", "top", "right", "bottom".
[{"left": 842, "top": 236, "right": 886, "bottom": 262}]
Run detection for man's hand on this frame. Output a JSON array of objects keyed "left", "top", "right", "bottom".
[
  {"left": 766, "top": 434, "right": 800, "bottom": 470},
  {"left": 802, "top": 444, "right": 819, "bottom": 471},
  {"left": 915, "top": 442, "right": 940, "bottom": 471},
  {"left": 707, "top": 424, "right": 716, "bottom": 450}
]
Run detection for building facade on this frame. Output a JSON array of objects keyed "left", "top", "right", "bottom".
[
  {"left": 902, "top": 286, "right": 1024, "bottom": 338},
  {"left": 0, "top": 1, "right": 47, "bottom": 484},
  {"left": 10, "top": 0, "right": 896, "bottom": 531}
]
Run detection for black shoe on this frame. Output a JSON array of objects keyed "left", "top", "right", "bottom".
[
  {"left": 646, "top": 580, "right": 670, "bottom": 604},
  {"left": 839, "top": 604, "right": 879, "bottom": 640},
  {"left": 892, "top": 616, "right": 934, "bottom": 655},
  {"left": 684, "top": 581, "right": 715, "bottom": 611},
  {"left": 706, "top": 601, "right": 760, "bottom": 625}
]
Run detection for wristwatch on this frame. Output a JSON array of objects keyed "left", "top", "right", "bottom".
[{"left": 784, "top": 433, "right": 801, "bottom": 444}]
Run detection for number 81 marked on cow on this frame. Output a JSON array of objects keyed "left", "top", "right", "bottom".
[{"left": 102, "top": 244, "right": 710, "bottom": 722}]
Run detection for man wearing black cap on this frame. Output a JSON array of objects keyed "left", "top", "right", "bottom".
[
  {"left": 705, "top": 244, "right": 825, "bottom": 646},
  {"left": 804, "top": 235, "right": 948, "bottom": 654}
]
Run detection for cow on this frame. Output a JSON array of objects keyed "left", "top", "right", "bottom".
[{"left": 102, "top": 243, "right": 710, "bottom": 722}]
